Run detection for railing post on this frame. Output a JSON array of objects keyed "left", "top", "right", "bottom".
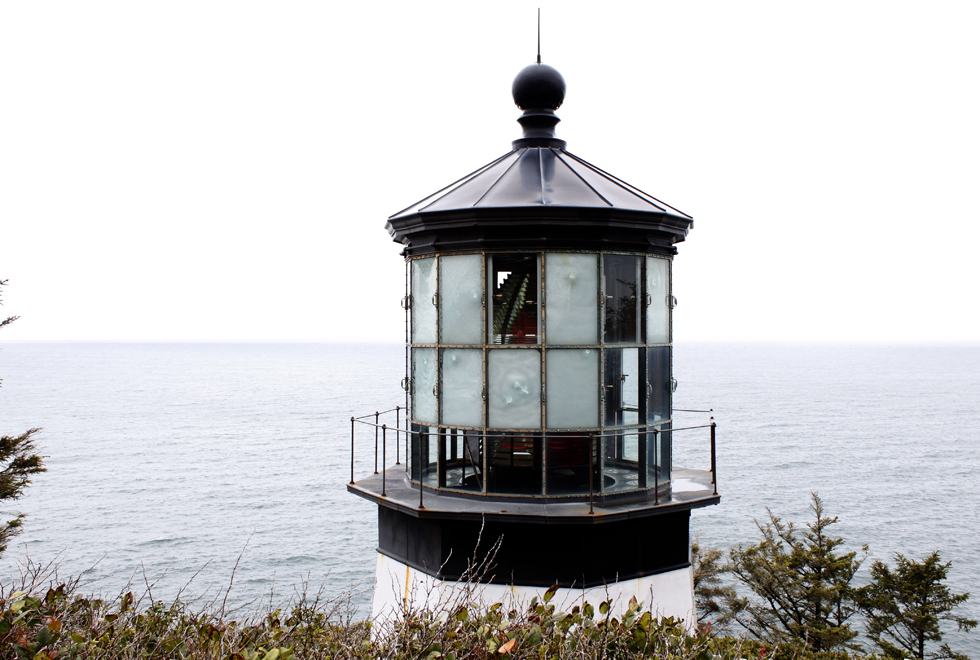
[
  {"left": 710, "top": 418, "right": 717, "bottom": 496},
  {"left": 588, "top": 433, "right": 595, "bottom": 515},
  {"left": 373, "top": 411, "right": 379, "bottom": 474},
  {"left": 382, "top": 424, "right": 387, "bottom": 497},
  {"left": 653, "top": 428, "right": 660, "bottom": 505},
  {"left": 395, "top": 406, "right": 401, "bottom": 465},
  {"left": 349, "top": 417, "right": 355, "bottom": 485}
]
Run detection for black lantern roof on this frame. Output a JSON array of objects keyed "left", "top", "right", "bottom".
[{"left": 387, "top": 62, "right": 693, "bottom": 257}]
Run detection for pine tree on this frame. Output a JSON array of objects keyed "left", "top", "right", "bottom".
[
  {"left": 0, "top": 279, "right": 45, "bottom": 557},
  {"left": 726, "top": 492, "right": 866, "bottom": 651},
  {"left": 692, "top": 539, "right": 736, "bottom": 630},
  {"left": 859, "top": 552, "right": 977, "bottom": 660}
]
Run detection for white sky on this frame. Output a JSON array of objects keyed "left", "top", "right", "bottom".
[{"left": 2, "top": 1, "right": 978, "bottom": 343}]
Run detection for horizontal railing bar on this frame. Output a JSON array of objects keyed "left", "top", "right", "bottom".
[
  {"left": 353, "top": 406, "right": 402, "bottom": 420},
  {"left": 352, "top": 419, "right": 712, "bottom": 437},
  {"left": 672, "top": 408, "right": 713, "bottom": 413},
  {"left": 352, "top": 420, "right": 411, "bottom": 432}
]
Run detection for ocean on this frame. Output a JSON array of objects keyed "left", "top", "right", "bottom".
[{"left": 1, "top": 342, "right": 977, "bottom": 652}]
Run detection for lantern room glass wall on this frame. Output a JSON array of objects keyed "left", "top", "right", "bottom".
[{"left": 408, "top": 251, "right": 672, "bottom": 499}]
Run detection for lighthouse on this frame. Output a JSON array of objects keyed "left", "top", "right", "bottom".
[{"left": 348, "top": 57, "right": 719, "bottom": 623}]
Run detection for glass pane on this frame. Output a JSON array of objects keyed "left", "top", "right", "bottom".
[
  {"left": 545, "top": 433, "right": 595, "bottom": 495},
  {"left": 411, "top": 258, "right": 437, "bottom": 344},
  {"left": 646, "top": 347, "right": 671, "bottom": 424},
  {"left": 440, "top": 255, "right": 483, "bottom": 345},
  {"left": 545, "top": 253, "right": 598, "bottom": 344},
  {"left": 489, "top": 254, "right": 539, "bottom": 344},
  {"left": 646, "top": 425, "right": 669, "bottom": 487},
  {"left": 410, "top": 424, "right": 438, "bottom": 487},
  {"left": 440, "top": 348, "right": 483, "bottom": 427},
  {"left": 431, "top": 428, "right": 442, "bottom": 487},
  {"left": 602, "top": 432, "right": 639, "bottom": 493},
  {"left": 486, "top": 433, "right": 542, "bottom": 495},
  {"left": 646, "top": 257, "right": 670, "bottom": 344},
  {"left": 604, "top": 348, "right": 640, "bottom": 427},
  {"left": 545, "top": 348, "right": 599, "bottom": 428},
  {"left": 603, "top": 255, "right": 639, "bottom": 343},
  {"left": 412, "top": 347, "right": 437, "bottom": 424},
  {"left": 488, "top": 349, "right": 541, "bottom": 429},
  {"left": 443, "top": 428, "right": 483, "bottom": 492}
]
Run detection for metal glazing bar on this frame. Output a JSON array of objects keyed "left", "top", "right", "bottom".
[
  {"left": 437, "top": 428, "right": 447, "bottom": 488},
  {"left": 405, "top": 259, "right": 410, "bottom": 473},
  {"left": 481, "top": 253, "right": 488, "bottom": 495},
  {"left": 588, "top": 433, "right": 595, "bottom": 515},
  {"left": 396, "top": 407, "right": 401, "bottom": 465},
  {"left": 540, "top": 254, "right": 547, "bottom": 495},
  {"left": 374, "top": 411, "right": 379, "bottom": 474},
  {"left": 653, "top": 428, "right": 660, "bottom": 505},
  {"left": 349, "top": 417, "right": 355, "bottom": 485},
  {"left": 638, "top": 430, "right": 647, "bottom": 489},
  {"left": 418, "top": 429, "right": 425, "bottom": 510}
]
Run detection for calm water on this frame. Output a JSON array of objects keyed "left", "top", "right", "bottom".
[{"left": 1, "top": 342, "right": 977, "bottom": 652}]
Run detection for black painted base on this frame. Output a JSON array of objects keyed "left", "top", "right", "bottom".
[{"left": 378, "top": 506, "right": 691, "bottom": 589}]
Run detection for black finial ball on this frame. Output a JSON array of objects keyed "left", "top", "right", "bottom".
[{"left": 512, "top": 63, "right": 566, "bottom": 110}]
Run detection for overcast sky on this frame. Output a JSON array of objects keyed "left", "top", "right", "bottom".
[{"left": 2, "top": 1, "right": 978, "bottom": 343}]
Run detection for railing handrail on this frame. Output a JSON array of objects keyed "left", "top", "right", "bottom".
[
  {"left": 350, "top": 418, "right": 709, "bottom": 438},
  {"left": 353, "top": 406, "right": 402, "bottom": 420}
]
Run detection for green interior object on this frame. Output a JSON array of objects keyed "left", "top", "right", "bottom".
[{"left": 492, "top": 273, "right": 529, "bottom": 340}]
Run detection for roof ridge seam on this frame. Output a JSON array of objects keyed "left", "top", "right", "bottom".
[
  {"left": 552, "top": 148, "right": 613, "bottom": 207},
  {"left": 562, "top": 151, "right": 692, "bottom": 219},
  {"left": 472, "top": 148, "right": 527, "bottom": 207},
  {"left": 561, "top": 151, "right": 666, "bottom": 213},
  {"left": 389, "top": 150, "right": 516, "bottom": 219}
]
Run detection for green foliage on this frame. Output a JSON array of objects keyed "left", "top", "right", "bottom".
[
  {"left": 0, "top": 280, "right": 18, "bottom": 334},
  {"left": 0, "top": 572, "right": 799, "bottom": 660},
  {"left": 0, "top": 279, "right": 46, "bottom": 558},
  {"left": 355, "top": 592, "right": 733, "bottom": 660},
  {"left": 727, "top": 492, "right": 867, "bottom": 652},
  {"left": 692, "top": 538, "right": 736, "bottom": 629},
  {"left": 858, "top": 551, "right": 977, "bottom": 660},
  {"left": 0, "top": 535, "right": 973, "bottom": 660},
  {"left": 0, "top": 580, "right": 363, "bottom": 660},
  {"left": 492, "top": 272, "right": 529, "bottom": 339}
]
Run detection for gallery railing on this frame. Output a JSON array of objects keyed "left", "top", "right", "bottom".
[{"left": 349, "top": 407, "right": 716, "bottom": 514}]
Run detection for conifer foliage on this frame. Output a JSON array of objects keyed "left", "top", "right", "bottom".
[
  {"left": 695, "top": 495, "right": 975, "bottom": 657},
  {"left": 725, "top": 492, "right": 866, "bottom": 651},
  {"left": 691, "top": 539, "right": 736, "bottom": 629},
  {"left": 0, "top": 279, "right": 45, "bottom": 557},
  {"left": 859, "top": 552, "right": 977, "bottom": 660}
]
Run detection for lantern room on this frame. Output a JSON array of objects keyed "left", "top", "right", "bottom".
[{"left": 404, "top": 249, "right": 675, "bottom": 498}]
